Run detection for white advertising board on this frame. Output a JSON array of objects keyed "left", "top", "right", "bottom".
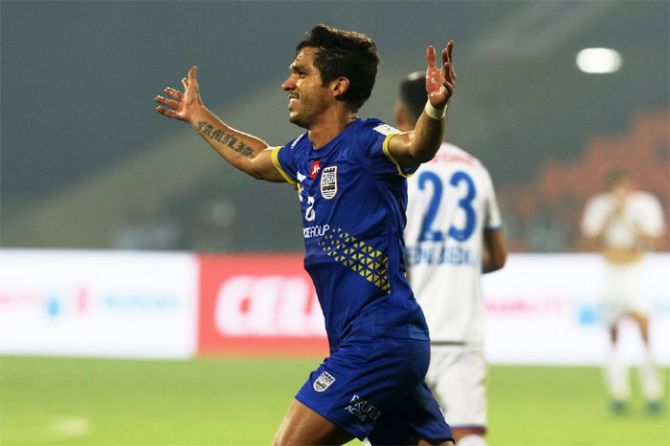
[
  {"left": 0, "top": 250, "right": 198, "bottom": 359},
  {"left": 483, "top": 254, "right": 670, "bottom": 365},
  {"left": 1, "top": 250, "right": 667, "bottom": 364}
]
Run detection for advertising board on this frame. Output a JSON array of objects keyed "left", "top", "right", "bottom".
[
  {"left": 0, "top": 250, "right": 198, "bottom": 358},
  {"left": 1, "top": 250, "right": 667, "bottom": 364},
  {"left": 483, "top": 254, "right": 670, "bottom": 365},
  {"left": 197, "top": 254, "right": 328, "bottom": 356}
]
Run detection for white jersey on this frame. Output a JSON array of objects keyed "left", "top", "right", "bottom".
[
  {"left": 581, "top": 191, "right": 665, "bottom": 250},
  {"left": 405, "top": 143, "right": 502, "bottom": 345}
]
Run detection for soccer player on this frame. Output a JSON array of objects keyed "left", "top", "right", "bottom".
[
  {"left": 397, "top": 72, "right": 507, "bottom": 446},
  {"left": 155, "top": 25, "right": 456, "bottom": 445},
  {"left": 581, "top": 167, "right": 665, "bottom": 414}
]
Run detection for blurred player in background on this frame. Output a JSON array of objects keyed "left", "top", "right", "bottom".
[
  {"left": 156, "top": 24, "right": 457, "bottom": 445},
  {"left": 581, "top": 167, "right": 666, "bottom": 414},
  {"left": 397, "top": 72, "right": 507, "bottom": 446}
]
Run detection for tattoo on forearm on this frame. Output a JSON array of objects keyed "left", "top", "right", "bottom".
[{"left": 196, "top": 121, "right": 255, "bottom": 157}]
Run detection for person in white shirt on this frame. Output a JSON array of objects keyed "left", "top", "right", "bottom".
[
  {"left": 397, "top": 72, "right": 507, "bottom": 446},
  {"left": 581, "top": 167, "right": 666, "bottom": 414}
]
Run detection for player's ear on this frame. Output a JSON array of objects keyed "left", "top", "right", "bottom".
[{"left": 332, "top": 76, "right": 350, "bottom": 99}]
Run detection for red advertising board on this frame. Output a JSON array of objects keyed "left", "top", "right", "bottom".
[{"left": 198, "top": 254, "right": 328, "bottom": 356}]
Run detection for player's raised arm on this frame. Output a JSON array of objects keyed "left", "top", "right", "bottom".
[
  {"left": 155, "top": 66, "right": 285, "bottom": 182},
  {"left": 387, "top": 41, "right": 456, "bottom": 167}
]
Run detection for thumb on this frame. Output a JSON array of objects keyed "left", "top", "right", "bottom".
[{"left": 188, "top": 66, "right": 199, "bottom": 87}]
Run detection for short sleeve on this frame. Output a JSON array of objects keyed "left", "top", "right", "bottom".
[
  {"left": 482, "top": 169, "right": 503, "bottom": 230},
  {"left": 356, "top": 120, "right": 417, "bottom": 178},
  {"left": 272, "top": 134, "right": 307, "bottom": 188},
  {"left": 635, "top": 194, "right": 666, "bottom": 237}
]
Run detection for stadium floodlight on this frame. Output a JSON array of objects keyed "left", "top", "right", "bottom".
[{"left": 576, "top": 48, "right": 622, "bottom": 74}]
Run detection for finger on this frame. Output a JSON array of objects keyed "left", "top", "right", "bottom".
[
  {"left": 155, "top": 106, "right": 177, "bottom": 119},
  {"left": 442, "top": 73, "right": 455, "bottom": 98},
  {"left": 442, "top": 63, "right": 454, "bottom": 86},
  {"left": 442, "top": 82, "right": 454, "bottom": 98},
  {"left": 443, "top": 61, "right": 453, "bottom": 81},
  {"left": 426, "top": 45, "right": 436, "bottom": 69},
  {"left": 155, "top": 95, "right": 180, "bottom": 109},
  {"left": 442, "top": 40, "right": 454, "bottom": 73},
  {"left": 181, "top": 77, "right": 189, "bottom": 90},
  {"left": 441, "top": 40, "right": 454, "bottom": 65},
  {"left": 188, "top": 65, "right": 198, "bottom": 81},
  {"left": 188, "top": 65, "right": 199, "bottom": 89},
  {"left": 442, "top": 42, "right": 456, "bottom": 82},
  {"left": 164, "top": 87, "right": 183, "bottom": 100}
]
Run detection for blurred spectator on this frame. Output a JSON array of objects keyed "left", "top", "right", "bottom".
[{"left": 580, "top": 167, "right": 666, "bottom": 414}]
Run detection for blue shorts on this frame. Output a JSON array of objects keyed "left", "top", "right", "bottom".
[{"left": 295, "top": 337, "right": 453, "bottom": 443}]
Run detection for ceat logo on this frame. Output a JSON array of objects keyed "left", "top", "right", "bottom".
[
  {"left": 198, "top": 255, "right": 328, "bottom": 356},
  {"left": 309, "top": 160, "right": 321, "bottom": 180}
]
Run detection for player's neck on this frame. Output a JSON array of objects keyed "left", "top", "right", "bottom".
[{"left": 308, "top": 109, "right": 358, "bottom": 149}]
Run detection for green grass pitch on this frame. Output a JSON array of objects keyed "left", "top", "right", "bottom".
[{"left": 1, "top": 356, "right": 668, "bottom": 445}]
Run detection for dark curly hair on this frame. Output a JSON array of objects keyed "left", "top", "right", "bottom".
[{"left": 296, "top": 24, "right": 379, "bottom": 112}]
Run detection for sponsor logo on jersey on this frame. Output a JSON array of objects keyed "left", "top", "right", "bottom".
[
  {"left": 309, "top": 160, "right": 321, "bottom": 180},
  {"left": 345, "top": 394, "right": 381, "bottom": 423},
  {"left": 303, "top": 224, "right": 330, "bottom": 239},
  {"left": 313, "top": 371, "right": 336, "bottom": 392},
  {"left": 320, "top": 166, "right": 338, "bottom": 199},
  {"left": 373, "top": 124, "right": 398, "bottom": 136}
]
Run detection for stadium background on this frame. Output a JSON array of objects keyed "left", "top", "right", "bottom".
[{"left": 1, "top": 1, "right": 668, "bottom": 445}]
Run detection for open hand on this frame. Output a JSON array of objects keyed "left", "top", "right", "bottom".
[
  {"left": 155, "top": 66, "right": 202, "bottom": 123},
  {"left": 425, "top": 40, "right": 456, "bottom": 109}
]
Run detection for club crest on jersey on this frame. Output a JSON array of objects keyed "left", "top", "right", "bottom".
[
  {"left": 309, "top": 160, "right": 321, "bottom": 180},
  {"left": 320, "top": 166, "right": 338, "bottom": 200},
  {"left": 313, "top": 371, "right": 336, "bottom": 392}
]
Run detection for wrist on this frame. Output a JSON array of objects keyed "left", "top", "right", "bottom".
[
  {"left": 424, "top": 101, "right": 447, "bottom": 120},
  {"left": 188, "top": 103, "right": 210, "bottom": 126}
]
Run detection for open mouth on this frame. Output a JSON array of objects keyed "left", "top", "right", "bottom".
[{"left": 288, "top": 95, "right": 298, "bottom": 110}]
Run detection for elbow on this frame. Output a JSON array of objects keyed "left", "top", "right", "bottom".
[
  {"left": 416, "top": 151, "right": 436, "bottom": 164},
  {"left": 418, "top": 142, "right": 442, "bottom": 163},
  {"left": 486, "top": 251, "right": 507, "bottom": 273},
  {"left": 409, "top": 147, "right": 437, "bottom": 164},
  {"left": 407, "top": 140, "right": 441, "bottom": 164},
  {"left": 491, "top": 255, "right": 506, "bottom": 272},
  {"left": 248, "top": 168, "right": 264, "bottom": 180},
  {"left": 247, "top": 157, "right": 268, "bottom": 180}
]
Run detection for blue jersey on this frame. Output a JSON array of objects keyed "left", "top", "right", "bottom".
[{"left": 272, "top": 118, "right": 429, "bottom": 348}]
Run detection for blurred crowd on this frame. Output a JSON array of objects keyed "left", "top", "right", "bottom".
[{"left": 113, "top": 110, "right": 669, "bottom": 254}]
